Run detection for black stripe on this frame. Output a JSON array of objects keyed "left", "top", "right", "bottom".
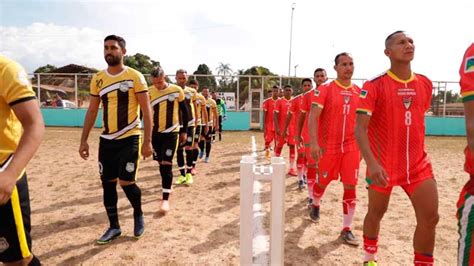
[
  {"left": 117, "top": 89, "right": 129, "bottom": 131},
  {"left": 0, "top": 154, "right": 13, "bottom": 167},
  {"left": 9, "top": 96, "right": 36, "bottom": 107},
  {"left": 100, "top": 79, "right": 133, "bottom": 95},
  {"left": 153, "top": 103, "right": 160, "bottom": 132},
  {"left": 135, "top": 90, "right": 148, "bottom": 94},
  {"left": 102, "top": 94, "right": 109, "bottom": 134},
  {"left": 165, "top": 100, "right": 174, "bottom": 129}
]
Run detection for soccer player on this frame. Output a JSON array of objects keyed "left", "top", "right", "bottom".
[
  {"left": 355, "top": 31, "right": 439, "bottom": 266},
  {"left": 283, "top": 79, "right": 313, "bottom": 187},
  {"left": 79, "top": 35, "right": 153, "bottom": 244},
  {"left": 308, "top": 53, "right": 361, "bottom": 246},
  {"left": 148, "top": 66, "right": 189, "bottom": 213},
  {"left": 262, "top": 85, "right": 280, "bottom": 158},
  {"left": 0, "top": 56, "right": 44, "bottom": 265},
  {"left": 297, "top": 68, "right": 328, "bottom": 207},
  {"left": 200, "top": 87, "right": 218, "bottom": 163},
  {"left": 215, "top": 95, "right": 227, "bottom": 141},
  {"left": 188, "top": 79, "right": 208, "bottom": 175},
  {"left": 274, "top": 84, "right": 296, "bottom": 175},
  {"left": 174, "top": 69, "right": 198, "bottom": 185},
  {"left": 458, "top": 42, "right": 474, "bottom": 266}
]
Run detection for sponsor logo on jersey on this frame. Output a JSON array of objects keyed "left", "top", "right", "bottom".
[
  {"left": 125, "top": 162, "right": 135, "bottom": 173},
  {"left": 119, "top": 81, "right": 130, "bottom": 92},
  {"left": 403, "top": 96, "right": 412, "bottom": 109},
  {"left": 360, "top": 90, "right": 368, "bottom": 99},
  {"left": 465, "top": 56, "right": 474, "bottom": 73}
]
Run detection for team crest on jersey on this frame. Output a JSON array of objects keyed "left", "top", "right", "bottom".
[
  {"left": 322, "top": 171, "right": 328, "bottom": 178},
  {"left": 314, "top": 89, "right": 320, "bottom": 97},
  {"left": 168, "top": 94, "right": 176, "bottom": 101},
  {"left": 465, "top": 56, "right": 474, "bottom": 73},
  {"left": 187, "top": 136, "right": 193, "bottom": 142},
  {"left": 165, "top": 149, "right": 173, "bottom": 157},
  {"left": 403, "top": 96, "right": 412, "bottom": 109},
  {"left": 125, "top": 162, "right": 135, "bottom": 173},
  {"left": 96, "top": 79, "right": 103, "bottom": 89},
  {"left": 344, "top": 95, "right": 350, "bottom": 104},
  {"left": 0, "top": 238, "right": 9, "bottom": 253},
  {"left": 119, "top": 81, "right": 129, "bottom": 92},
  {"left": 185, "top": 93, "right": 191, "bottom": 99},
  {"left": 360, "top": 90, "right": 368, "bottom": 99}
]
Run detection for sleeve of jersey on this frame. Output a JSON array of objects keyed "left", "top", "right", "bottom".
[
  {"left": 311, "top": 86, "right": 327, "bottom": 109},
  {"left": 460, "top": 45, "right": 474, "bottom": 103},
  {"left": 289, "top": 99, "right": 297, "bottom": 114},
  {"left": 274, "top": 100, "right": 280, "bottom": 113},
  {"left": 301, "top": 94, "right": 310, "bottom": 113},
  {"left": 89, "top": 74, "right": 99, "bottom": 97},
  {"left": 2, "top": 62, "right": 36, "bottom": 106},
  {"left": 356, "top": 81, "right": 376, "bottom": 116},
  {"left": 262, "top": 100, "right": 268, "bottom": 111},
  {"left": 134, "top": 73, "right": 148, "bottom": 94}
]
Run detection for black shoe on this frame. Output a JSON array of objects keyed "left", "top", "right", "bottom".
[
  {"left": 97, "top": 227, "right": 122, "bottom": 244},
  {"left": 309, "top": 205, "right": 320, "bottom": 222},
  {"left": 134, "top": 214, "right": 145, "bottom": 238},
  {"left": 307, "top": 197, "right": 313, "bottom": 209},
  {"left": 341, "top": 229, "right": 359, "bottom": 246},
  {"left": 298, "top": 179, "right": 306, "bottom": 190}
]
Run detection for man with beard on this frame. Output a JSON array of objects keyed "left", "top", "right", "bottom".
[{"left": 79, "top": 35, "right": 153, "bottom": 244}]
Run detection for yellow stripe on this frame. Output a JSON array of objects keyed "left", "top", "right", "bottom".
[
  {"left": 334, "top": 80, "right": 353, "bottom": 90},
  {"left": 462, "top": 91, "right": 474, "bottom": 98},
  {"left": 311, "top": 102, "right": 324, "bottom": 109},
  {"left": 11, "top": 182, "right": 31, "bottom": 259},
  {"left": 387, "top": 70, "right": 414, "bottom": 83}
]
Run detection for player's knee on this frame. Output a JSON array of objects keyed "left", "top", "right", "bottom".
[
  {"left": 367, "top": 204, "right": 388, "bottom": 220},
  {"left": 118, "top": 180, "right": 135, "bottom": 186},
  {"left": 418, "top": 210, "right": 439, "bottom": 228}
]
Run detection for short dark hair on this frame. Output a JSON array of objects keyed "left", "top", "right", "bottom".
[
  {"left": 301, "top": 78, "right": 312, "bottom": 85},
  {"left": 284, "top": 84, "right": 292, "bottom": 89},
  {"left": 314, "top": 68, "right": 326, "bottom": 75},
  {"left": 189, "top": 79, "right": 199, "bottom": 86},
  {"left": 272, "top": 85, "right": 280, "bottom": 89},
  {"left": 385, "top": 30, "right": 405, "bottom": 48},
  {"left": 334, "top": 52, "right": 351, "bottom": 65},
  {"left": 104, "top": 35, "right": 126, "bottom": 49},
  {"left": 202, "top": 86, "right": 209, "bottom": 90},
  {"left": 151, "top": 66, "right": 165, "bottom": 78}
]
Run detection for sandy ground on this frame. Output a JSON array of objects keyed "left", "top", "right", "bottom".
[{"left": 26, "top": 128, "right": 463, "bottom": 265}]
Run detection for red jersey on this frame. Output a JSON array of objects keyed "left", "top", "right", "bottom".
[
  {"left": 460, "top": 43, "right": 474, "bottom": 191},
  {"left": 289, "top": 94, "right": 303, "bottom": 137},
  {"left": 274, "top": 97, "right": 292, "bottom": 133},
  {"left": 262, "top": 97, "right": 277, "bottom": 131},
  {"left": 357, "top": 70, "right": 433, "bottom": 186},
  {"left": 312, "top": 80, "right": 360, "bottom": 155}
]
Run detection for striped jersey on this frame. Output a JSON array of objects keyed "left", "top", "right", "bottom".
[{"left": 149, "top": 84, "right": 185, "bottom": 133}]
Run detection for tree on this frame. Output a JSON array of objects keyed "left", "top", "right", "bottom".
[
  {"left": 191, "top": 64, "right": 217, "bottom": 89},
  {"left": 34, "top": 64, "right": 57, "bottom": 73},
  {"left": 124, "top": 53, "right": 160, "bottom": 75},
  {"left": 237, "top": 66, "right": 279, "bottom": 104}
]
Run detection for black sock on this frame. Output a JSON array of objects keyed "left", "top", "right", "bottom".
[
  {"left": 206, "top": 141, "right": 212, "bottom": 158},
  {"left": 177, "top": 148, "right": 185, "bottom": 176},
  {"left": 219, "top": 132, "right": 222, "bottom": 141},
  {"left": 198, "top": 140, "right": 205, "bottom": 152},
  {"left": 192, "top": 149, "right": 199, "bottom": 167},
  {"left": 102, "top": 181, "right": 119, "bottom": 229},
  {"left": 122, "top": 183, "right": 142, "bottom": 218},
  {"left": 28, "top": 256, "right": 41, "bottom": 266},
  {"left": 159, "top": 164, "right": 173, "bottom": 200},
  {"left": 185, "top": 149, "right": 194, "bottom": 173}
]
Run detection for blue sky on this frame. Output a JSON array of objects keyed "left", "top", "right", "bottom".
[{"left": 1, "top": 0, "right": 473, "bottom": 86}]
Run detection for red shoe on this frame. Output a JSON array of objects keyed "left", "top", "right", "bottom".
[
  {"left": 288, "top": 168, "right": 297, "bottom": 176},
  {"left": 191, "top": 167, "right": 197, "bottom": 175}
]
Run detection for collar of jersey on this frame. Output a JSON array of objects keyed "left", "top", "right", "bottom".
[
  {"left": 334, "top": 79, "right": 353, "bottom": 90},
  {"left": 105, "top": 66, "right": 128, "bottom": 78},
  {"left": 387, "top": 70, "right": 414, "bottom": 83}
]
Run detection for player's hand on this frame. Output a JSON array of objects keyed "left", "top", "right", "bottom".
[
  {"left": 366, "top": 162, "right": 389, "bottom": 187},
  {"left": 294, "top": 136, "right": 303, "bottom": 149},
  {"left": 141, "top": 141, "right": 153, "bottom": 159},
  {"left": 179, "top": 133, "right": 187, "bottom": 145},
  {"left": 0, "top": 170, "right": 17, "bottom": 205},
  {"left": 310, "top": 143, "right": 323, "bottom": 163},
  {"left": 79, "top": 141, "right": 90, "bottom": 160}
]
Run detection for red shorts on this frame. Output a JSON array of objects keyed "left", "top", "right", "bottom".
[
  {"left": 276, "top": 134, "right": 296, "bottom": 148},
  {"left": 264, "top": 129, "right": 275, "bottom": 144},
  {"left": 368, "top": 176, "right": 433, "bottom": 197},
  {"left": 316, "top": 150, "right": 360, "bottom": 186},
  {"left": 305, "top": 144, "right": 316, "bottom": 165}
]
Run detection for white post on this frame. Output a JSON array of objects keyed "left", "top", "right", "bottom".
[
  {"left": 240, "top": 155, "right": 256, "bottom": 266},
  {"left": 270, "top": 156, "right": 286, "bottom": 266},
  {"left": 74, "top": 74, "right": 78, "bottom": 108}
]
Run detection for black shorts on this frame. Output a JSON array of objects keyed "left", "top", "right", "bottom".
[
  {"left": 152, "top": 132, "right": 178, "bottom": 163},
  {"left": 194, "top": 126, "right": 201, "bottom": 142},
  {"left": 99, "top": 135, "right": 140, "bottom": 182},
  {"left": 0, "top": 173, "right": 32, "bottom": 263},
  {"left": 178, "top": 126, "right": 195, "bottom": 149}
]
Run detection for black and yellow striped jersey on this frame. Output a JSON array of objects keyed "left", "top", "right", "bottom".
[
  {"left": 195, "top": 93, "right": 208, "bottom": 126},
  {"left": 90, "top": 67, "right": 148, "bottom": 140},
  {"left": 0, "top": 55, "right": 37, "bottom": 168},
  {"left": 149, "top": 84, "right": 185, "bottom": 133},
  {"left": 205, "top": 97, "right": 217, "bottom": 126},
  {"left": 181, "top": 86, "right": 197, "bottom": 127}
]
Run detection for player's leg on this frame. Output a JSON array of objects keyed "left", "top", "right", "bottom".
[
  {"left": 184, "top": 127, "right": 195, "bottom": 184},
  {"left": 175, "top": 135, "right": 186, "bottom": 184},
  {"left": 457, "top": 186, "right": 474, "bottom": 266},
  {"left": 407, "top": 178, "right": 439, "bottom": 265},
  {"left": 218, "top": 115, "right": 223, "bottom": 141},
  {"left": 309, "top": 153, "right": 337, "bottom": 222},
  {"left": 264, "top": 129, "right": 274, "bottom": 158},
  {"left": 339, "top": 150, "right": 360, "bottom": 246},
  {"left": 305, "top": 143, "right": 317, "bottom": 208},
  {"left": 204, "top": 126, "right": 213, "bottom": 163},
  {"left": 118, "top": 136, "right": 144, "bottom": 239},
  {"left": 274, "top": 135, "right": 285, "bottom": 157},
  {"left": 296, "top": 143, "right": 307, "bottom": 189},
  {"left": 158, "top": 133, "right": 179, "bottom": 213},
  {"left": 191, "top": 125, "right": 201, "bottom": 175},
  {"left": 363, "top": 186, "right": 391, "bottom": 264},
  {"left": 287, "top": 134, "right": 297, "bottom": 175}
]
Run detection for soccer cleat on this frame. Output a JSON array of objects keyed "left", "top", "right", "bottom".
[
  {"left": 298, "top": 179, "right": 306, "bottom": 190},
  {"left": 97, "top": 228, "right": 122, "bottom": 245},
  {"left": 309, "top": 205, "right": 320, "bottom": 222},
  {"left": 134, "top": 214, "right": 145, "bottom": 238},
  {"left": 159, "top": 200, "right": 170, "bottom": 214},
  {"left": 191, "top": 167, "right": 197, "bottom": 175},
  {"left": 204, "top": 157, "right": 210, "bottom": 163},
  {"left": 363, "top": 261, "right": 377, "bottom": 266},
  {"left": 288, "top": 168, "right": 297, "bottom": 176},
  {"left": 307, "top": 197, "right": 313, "bottom": 209},
  {"left": 175, "top": 175, "right": 186, "bottom": 185},
  {"left": 341, "top": 229, "right": 359, "bottom": 246},
  {"left": 198, "top": 151, "right": 204, "bottom": 159},
  {"left": 185, "top": 173, "right": 194, "bottom": 185}
]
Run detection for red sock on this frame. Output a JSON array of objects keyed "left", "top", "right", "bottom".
[
  {"left": 289, "top": 146, "right": 296, "bottom": 169},
  {"left": 414, "top": 252, "right": 434, "bottom": 266},
  {"left": 265, "top": 141, "right": 270, "bottom": 150},
  {"left": 312, "top": 184, "right": 325, "bottom": 206},
  {"left": 363, "top": 235, "right": 378, "bottom": 262},
  {"left": 307, "top": 167, "right": 317, "bottom": 199},
  {"left": 296, "top": 156, "right": 305, "bottom": 179},
  {"left": 342, "top": 189, "right": 356, "bottom": 230},
  {"left": 275, "top": 146, "right": 283, "bottom": 157}
]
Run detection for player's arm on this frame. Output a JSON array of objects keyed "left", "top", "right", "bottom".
[
  {"left": 282, "top": 112, "right": 292, "bottom": 138},
  {"left": 296, "top": 111, "right": 306, "bottom": 141},
  {"left": 179, "top": 100, "right": 189, "bottom": 144},
  {"left": 308, "top": 104, "right": 323, "bottom": 162},
  {"left": 136, "top": 92, "right": 153, "bottom": 158},
  {"left": 213, "top": 106, "right": 219, "bottom": 130},
  {"left": 262, "top": 110, "right": 267, "bottom": 133},
  {"left": 193, "top": 100, "right": 198, "bottom": 127},
  {"left": 0, "top": 100, "right": 44, "bottom": 205},
  {"left": 202, "top": 103, "right": 209, "bottom": 134},
  {"left": 355, "top": 114, "right": 388, "bottom": 187},
  {"left": 273, "top": 111, "right": 280, "bottom": 135},
  {"left": 79, "top": 96, "right": 101, "bottom": 160}
]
